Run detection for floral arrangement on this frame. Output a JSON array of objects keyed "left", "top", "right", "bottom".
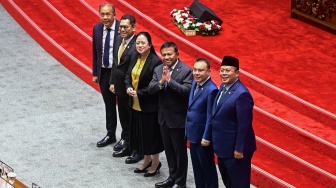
[{"left": 170, "top": 7, "right": 222, "bottom": 36}]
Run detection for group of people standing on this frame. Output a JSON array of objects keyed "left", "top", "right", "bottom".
[{"left": 92, "top": 3, "right": 256, "bottom": 188}]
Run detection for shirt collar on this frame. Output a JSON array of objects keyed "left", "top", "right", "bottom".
[
  {"left": 198, "top": 76, "right": 210, "bottom": 87},
  {"left": 104, "top": 21, "right": 116, "bottom": 31},
  {"left": 169, "top": 59, "right": 179, "bottom": 70},
  {"left": 224, "top": 78, "right": 238, "bottom": 91},
  {"left": 123, "top": 34, "right": 135, "bottom": 45}
]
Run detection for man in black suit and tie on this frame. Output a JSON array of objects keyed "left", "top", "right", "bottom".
[
  {"left": 92, "top": 3, "right": 119, "bottom": 148},
  {"left": 149, "top": 42, "right": 193, "bottom": 188},
  {"left": 110, "top": 14, "right": 142, "bottom": 164}
]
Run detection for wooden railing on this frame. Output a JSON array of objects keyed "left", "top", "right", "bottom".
[{"left": 291, "top": 0, "right": 336, "bottom": 34}]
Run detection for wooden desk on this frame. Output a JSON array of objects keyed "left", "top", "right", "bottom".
[
  {"left": 0, "top": 177, "right": 28, "bottom": 188},
  {"left": 291, "top": 0, "right": 336, "bottom": 34},
  {"left": 13, "top": 180, "right": 29, "bottom": 188}
]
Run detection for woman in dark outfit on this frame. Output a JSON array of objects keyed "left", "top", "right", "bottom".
[{"left": 125, "top": 32, "right": 164, "bottom": 177}]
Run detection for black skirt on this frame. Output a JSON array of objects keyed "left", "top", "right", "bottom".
[{"left": 129, "top": 110, "right": 164, "bottom": 155}]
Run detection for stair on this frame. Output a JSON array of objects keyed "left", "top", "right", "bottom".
[{"left": 1, "top": 0, "right": 335, "bottom": 187}]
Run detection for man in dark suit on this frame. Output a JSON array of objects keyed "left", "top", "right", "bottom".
[
  {"left": 109, "top": 14, "right": 142, "bottom": 164},
  {"left": 185, "top": 58, "right": 218, "bottom": 188},
  {"left": 92, "top": 3, "right": 120, "bottom": 148},
  {"left": 149, "top": 42, "right": 193, "bottom": 188},
  {"left": 212, "top": 56, "right": 257, "bottom": 188}
]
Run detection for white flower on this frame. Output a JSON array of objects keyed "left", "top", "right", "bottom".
[
  {"left": 171, "top": 7, "right": 222, "bottom": 35},
  {"left": 205, "top": 23, "right": 212, "bottom": 30},
  {"left": 195, "top": 22, "right": 202, "bottom": 27},
  {"left": 183, "top": 23, "right": 189, "bottom": 29},
  {"left": 181, "top": 13, "right": 189, "bottom": 17},
  {"left": 175, "top": 17, "right": 184, "bottom": 23}
]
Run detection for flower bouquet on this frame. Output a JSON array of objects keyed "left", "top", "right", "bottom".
[{"left": 170, "top": 7, "right": 222, "bottom": 36}]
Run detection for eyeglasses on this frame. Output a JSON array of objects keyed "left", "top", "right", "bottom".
[
  {"left": 220, "top": 68, "right": 236, "bottom": 74},
  {"left": 119, "top": 25, "right": 130, "bottom": 30}
]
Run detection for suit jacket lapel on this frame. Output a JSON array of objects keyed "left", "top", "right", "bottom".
[
  {"left": 188, "top": 81, "right": 197, "bottom": 107},
  {"left": 212, "top": 81, "right": 240, "bottom": 116},
  {"left": 120, "top": 35, "right": 136, "bottom": 63},
  {"left": 190, "top": 79, "right": 211, "bottom": 106},
  {"left": 171, "top": 60, "right": 182, "bottom": 79},
  {"left": 113, "top": 36, "right": 122, "bottom": 66},
  {"left": 97, "top": 24, "right": 104, "bottom": 57}
]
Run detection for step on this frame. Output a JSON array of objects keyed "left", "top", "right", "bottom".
[
  {"left": 47, "top": 0, "right": 97, "bottom": 36},
  {"left": 113, "top": 0, "right": 336, "bottom": 131},
  {"left": 2, "top": 0, "right": 95, "bottom": 90},
  {"left": 253, "top": 119, "right": 336, "bottom": 184},
  {"left": 9, "top": 0, "right": 91, "bottom": 66},
  {"left": 253, "top": 139, "right": 330, "bottom": 187},
  {"left": 4, "top": 1, "right": 335, "bottom": 186}
]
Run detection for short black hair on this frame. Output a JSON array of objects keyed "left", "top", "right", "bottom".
[
  {"left": 160, "top": 41, "right": 178, "bottom": 54},
  {"left": 195, "top": 58, "right": 210, "bottom": 70},
  {"left": 120, "top": 14, "right": 136, "bottom": 26}
]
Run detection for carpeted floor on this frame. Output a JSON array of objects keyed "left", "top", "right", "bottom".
[{"left": 114, "top": 0, "right": 336, "bottom": 114}]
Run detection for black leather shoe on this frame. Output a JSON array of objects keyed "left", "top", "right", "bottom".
[
  {"left": 112, "top": 147, "right": 130, "bottom": 157},
  {"left": 125, "top": 151, "right": 144, "bottom": 164},
  {"left": 96, "top": 135, "right": 116, "bottom": 147},
  {"left": 134, "top": 161, "right": 152, "bottom": 173},
  {"left": 113, "top": 139, "right": 126, "bottom": 151},
  {"left": 172, "top": 184, "right": 186, "bottom": 188},
  {"left": 155, "top": 178, "right": 175, "bottom": 188},
  {"left": 144, "top": 162, "right": 161, "bottom": 177}
]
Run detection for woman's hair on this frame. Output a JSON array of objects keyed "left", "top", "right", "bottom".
[{"left": 136, "top": 31, "right": 156, "bottom": 55}]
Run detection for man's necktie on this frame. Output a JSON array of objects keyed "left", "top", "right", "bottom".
[
  {"left": 194, "top": 84, "right": 200, "bottom": 96},
  {"left": 216, "top": 87, "right": 227, "bottom": 105},
  {"left": 118, "top": 40, "right": 126, "bottom": 64},
  {"left": 103, "top": 28, "right": 111, "bottom": 68}
]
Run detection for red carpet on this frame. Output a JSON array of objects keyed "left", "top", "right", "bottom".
[
  {"left": 2, "top": 0, "right": 335, "bottom": 187},
  {"left": 123, "top": 0, "right": 336, "bottom": 115}
]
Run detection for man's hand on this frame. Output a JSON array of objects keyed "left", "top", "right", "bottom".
[
  {"left": 109, "top": 84, "right": 115, "bottom": 93},
  {"left": 201, "top": 139, "right": 210, "bottom": 146},
  {"left": 161, "top": 65, "right": 170, "bottom": 83},
  {"left": 234, "top": 150, "right": 244, "bottom": 159},
  {"left": 92, "top": 76, "right": 98, "bottom": 84}
]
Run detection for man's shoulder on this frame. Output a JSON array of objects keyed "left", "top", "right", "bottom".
[
  {"left": 206, "top": 79, "right": 218, "bottom": 89},
  {"left": 154, "top": 64, "right": 164, "bottom": 71},
  {"left": 202, "top": 79, "right": 218, "bottom": 92},
  {"left": 93, "top": 22, "right": 103, "bottom": 29},
  {"left": 129, "top": 35, "right": 137, "bottom": 46},
  {"left": 115, "top": 35, "right": 122, "bottom": 41},
  {"left": 149, "top": 53, "right": 160, "bottom": 62},
  {"left": 177, "top": 60, "right": 192, "bottom": 71}
]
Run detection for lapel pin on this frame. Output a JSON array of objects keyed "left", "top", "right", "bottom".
[{"left": 228, "top": 92, "right": 231, "bottom": 94}]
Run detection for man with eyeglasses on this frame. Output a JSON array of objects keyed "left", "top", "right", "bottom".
[
  {"left": 185, "top": 58, "right": 218, "bottom": 188},
  {"left": 92, "top": 3, "right": 119, "bottom": 148},
  {"left": 211, "top": 56, "right": 256, "bottom": 188},
  {"left": 110, "top": 14, "right": 142, "bottom": 164}
]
